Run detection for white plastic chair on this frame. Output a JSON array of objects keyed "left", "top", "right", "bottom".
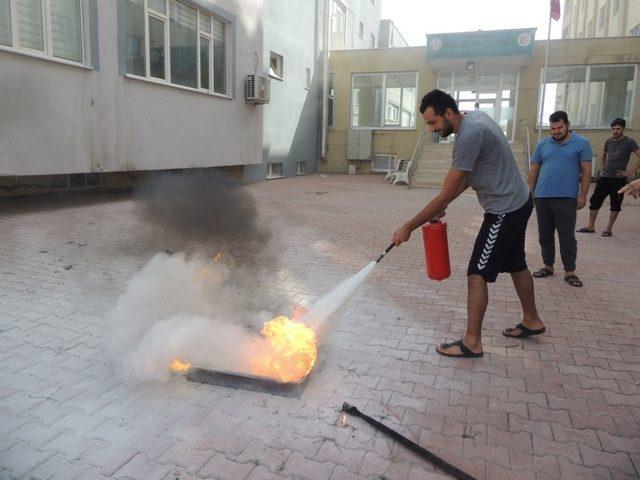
[
  {"left": 385, "top": 158, "right": 407, "bottom": 183},
  {"left": 392, "top": 159, "right": 413, "bottom": 186}
]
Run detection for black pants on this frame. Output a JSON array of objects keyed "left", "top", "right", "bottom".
[
  {"left": 589, "top": 177, "right": 627, "bottom": 212},
  {"left": 535, "top": 197, "right": 577, "bottom": 272}
]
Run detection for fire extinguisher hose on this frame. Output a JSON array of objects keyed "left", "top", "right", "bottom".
[
  {"left": 341, "top": 402, "right": 478, "bottom": 480},
  {"left": 374, "top": 242, "right": 395, "bottom": 263}
]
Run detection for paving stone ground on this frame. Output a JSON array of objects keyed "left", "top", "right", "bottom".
[{"left": 1, "top": 174, "right": 639, "bottom": 480}]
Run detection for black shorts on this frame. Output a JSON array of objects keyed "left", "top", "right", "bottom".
[
  {"left": 589, "top": 177, "right": 627, "bottom": 212},
  {"left": 468, "top": 198, "right": 533, "bottom": 283}
]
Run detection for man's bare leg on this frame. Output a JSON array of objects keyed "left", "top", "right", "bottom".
[
  {"left": 585, "top": 209, "right": 598, "bottom": 231},
  {"left": 603, "top": 211, "right": 619, "bottom": 233},
  {"left": 507, "top": 269, "right": 545, "bottom": 335},
  {"left": 437, "top": 274, "right": 486, "bottom": 355}
]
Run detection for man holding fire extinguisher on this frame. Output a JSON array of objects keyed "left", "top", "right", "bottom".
[{"left": 393, "top": 89, "right": 546, "bottom": 358}]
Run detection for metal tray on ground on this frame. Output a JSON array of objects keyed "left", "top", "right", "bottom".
[{"left": 185, "top": 367, "right": 307, "bottom": 398}]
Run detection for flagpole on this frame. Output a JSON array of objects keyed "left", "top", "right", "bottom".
[{"left": 537, "top": 7, "right": 553, "bottom": 146}]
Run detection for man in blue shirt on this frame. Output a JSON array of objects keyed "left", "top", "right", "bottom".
[{"left": 529, "top": 111, "right": 592, "bottom": 287}]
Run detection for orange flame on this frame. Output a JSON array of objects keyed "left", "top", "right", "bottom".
[
  {"left": 250, "top": 315, "right": 317, "bottom": 384},
  {"left": 169, "top": 358, "right": 191, "bottom": 373}
]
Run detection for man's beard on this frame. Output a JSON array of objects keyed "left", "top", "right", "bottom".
[
  {"left": 440, "top": 118, "right": 454, "bottom": 138},
  {"left": 553, "top": 131, "right": 568, "bottom": 142}
]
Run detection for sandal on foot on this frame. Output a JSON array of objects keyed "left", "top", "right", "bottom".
[
  {"left": 503, "top": 322, "right": 546, "bottom": 338},
  {"left": 437, "top": 339, "right": 483, "bottom": 358},
  {"left": 601, "top": 231, "right": 612, "bottom": 237},
  {"left": 564, "top": 275, "right": 583, "bottom": 287},
  {"left": 533, "top": 268, "right": 554, "bottom": 278},
  {"left": 576, "top": 227, "right": 595, "bottom": 233}
]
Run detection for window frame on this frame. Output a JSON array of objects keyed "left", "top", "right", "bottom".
[
  {"left": 267, "top": 162, "right": 284, "bottom": 179},
  {"left": 328, "top": 72, "right": 335, "bottom": 128},
  {"left": 350, "top": 71, "right": 419, "bottom": 130},
  {"left": 538, "top": 63, "right": 637, "bottom": 129},
  {"left": 124, "top": 0, "right": 230, "bottom": 97},
  {"left": 269, "top": 51, "right": 283, "bottom": 80},
  {"left": 371, "top": 154, "right": 394, "bottom": 173},
  {"left": 1, "top": 0, "right": 88, "bottom": 68}
]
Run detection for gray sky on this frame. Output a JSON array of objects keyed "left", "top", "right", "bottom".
[{"left": 381, "top": 0, "right": 566, "bottom": 47}]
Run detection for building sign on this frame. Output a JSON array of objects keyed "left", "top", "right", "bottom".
[{"left": 427, "top": 28, "right": 536, "bottom": 60}]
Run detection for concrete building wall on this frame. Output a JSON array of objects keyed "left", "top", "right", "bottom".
[
  {"left": 323, "top": 47, "right": 433, "bottom": 174},
  {"left": 378, "top": 19, "right": 409, "bottom": 48},
  {"left": 325, "top": 35, "right": 640, "bottom": 175},
  {"left": 244, "top": 0, "right": 324, "bottom": 182},
  {"left": 563, "top": 0, "right": 640, "bottom": 38},
  {"left": 330, "top": 0, "right": 381, "bottom": 50},
  {"left": 0, "top": 0, "right": 263, "bottom": 178}
]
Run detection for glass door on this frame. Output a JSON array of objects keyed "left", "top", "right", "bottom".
[{"left": 437, "top": 70, "right": 519, "bottom": 141}]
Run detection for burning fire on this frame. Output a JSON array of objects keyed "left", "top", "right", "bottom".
[
  {"left": 169, "top": 358, "right": 191, "bottom": 373},
  {"left": 250, "top": 315, "right": 317, "bottom": 384}
]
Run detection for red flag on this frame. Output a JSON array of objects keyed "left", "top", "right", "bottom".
[{"left": 550, "top": 0, "right": 561, "bottom": 21}]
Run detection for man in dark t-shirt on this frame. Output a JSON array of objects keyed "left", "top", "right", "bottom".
[{"left": 577, "top": 118, "right": 640, "bottom": 236}]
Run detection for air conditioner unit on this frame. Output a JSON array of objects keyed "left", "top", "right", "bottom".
[{"left": 245, "top": 74, "right": 270, "bottom": 104}]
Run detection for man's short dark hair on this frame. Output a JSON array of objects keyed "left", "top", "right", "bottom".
[
  {"left": 419, "top": 89, "right": 460, "bottom": 115},
  {"left": 549, "top": 111, "right": 569, "bottom": 125},
  {"left": 611, "top": 118, "right": 626, "bottom": 129}
]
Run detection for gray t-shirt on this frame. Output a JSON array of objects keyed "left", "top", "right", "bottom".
[
  {"left": 452, "top": 111, "right": 529, "bottom": 214},
  {"left": 602, "top": 136, "right": 639, "bottom": 178}
]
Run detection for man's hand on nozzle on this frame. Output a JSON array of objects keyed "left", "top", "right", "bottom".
[{"left": 393, "top": 224, "right": 412, "bottom": 247}]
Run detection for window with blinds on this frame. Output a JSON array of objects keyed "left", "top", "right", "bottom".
[
  {"left": 123, "top": 0, "right": 228, "bottom": 95},
  {"left": 0, "top": 0, "right": 12, "bottom": 46},
  {"left": 1, "top": 0, "right": 84, "bottom": 63}
]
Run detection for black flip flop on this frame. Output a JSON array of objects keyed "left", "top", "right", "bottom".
[
  {"left": 576, "top": 227, "right": 595, "bottom": 233},
  {"left": 564, "top": 275, "right": 583, "bottom": 287},
  {"left": 601, "top": 231, "right": 612, "bottom": 237},
  {"left": 503, "top": 322, "right": 546, "bottom": 338},
  {"left": 437, "top": 339, "right": 483, "bottom": 358},
  {"left": 533, "top": 268, "right": 553, "bottom": 278}
]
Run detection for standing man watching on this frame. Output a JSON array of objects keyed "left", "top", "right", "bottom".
[
  {"left": 529, "top": 111, "right": 592, "bottom": 288},
  {"left": 392, "top": 89, "right": 545, "bottom": 359},
  {"left": 577, "top": 118, "right": 640, "bottom": 236}
]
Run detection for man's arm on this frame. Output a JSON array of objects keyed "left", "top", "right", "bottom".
[
  {"left": 577, "top": 160, "right": 592, "bottom": 209},
  {"left": 600, "top": 150, "right": 607, "bottom": 173},
  {"left": 393, "top": 169, "right": 468, "bottom": 246},
  {"left": 527, "top": 162, "right": 541, "bottom": 198},
  {"left": 623, "top": 149, "right": 640, "bottom": 177}
]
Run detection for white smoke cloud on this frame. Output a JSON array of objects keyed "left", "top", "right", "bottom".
[
  {"left": 106, "top": 252, "right": 273, "bottom": 383},
  {"left": 106, "top": 252, "right": 376, "bottom": 384}
]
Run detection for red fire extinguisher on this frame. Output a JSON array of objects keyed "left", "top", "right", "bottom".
[{"left": 421, "top": 220, "right": 451, "bottom": 281}]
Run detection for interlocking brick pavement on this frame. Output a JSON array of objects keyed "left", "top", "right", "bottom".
[{"left": 1, "top": 174, "right": 639, "bottom": 479}]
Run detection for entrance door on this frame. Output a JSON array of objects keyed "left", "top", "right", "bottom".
[{"left": 437, "top": 71, "right": 519, "bottom": 141}]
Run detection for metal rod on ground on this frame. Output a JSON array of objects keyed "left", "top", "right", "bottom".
[
  {"left": 341, "top": 402, "right": 478, "bottom": 480},
  {"left": 374, "top": 242, "right": 395, "bottom": 263}
]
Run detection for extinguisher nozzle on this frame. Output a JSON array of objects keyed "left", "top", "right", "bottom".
[{"left": 375, "top": 243, "right": 395, "bottom": 263}]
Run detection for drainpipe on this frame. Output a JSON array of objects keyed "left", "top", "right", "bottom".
[{"left": 320, "top": 0, "right": 330, "bottom": 160}]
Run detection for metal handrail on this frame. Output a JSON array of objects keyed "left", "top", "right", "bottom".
[
  {"left": 408, "top": 125, "right": 429, "bottom": 187},
  {"left": 518, "top": 118, "right": 532, "bottom": 173}
]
